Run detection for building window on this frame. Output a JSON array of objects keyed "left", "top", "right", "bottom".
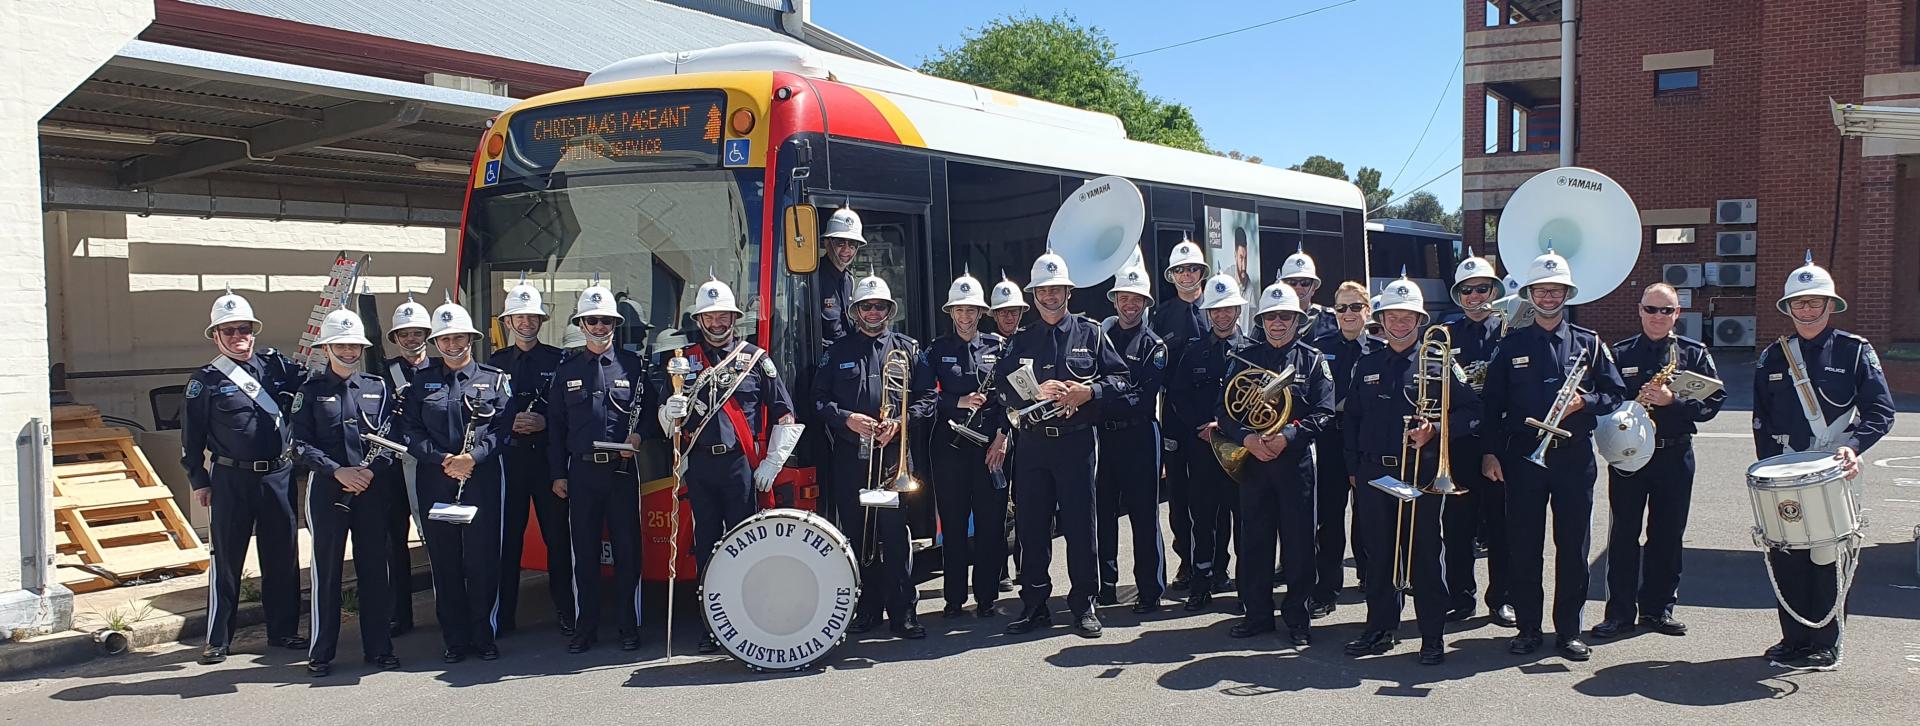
[
  {"left": 1485, "top": 93, "right": 1500, "bottom": 152},
  {"left": 1655, "top": 227, "right": 1695, "bottom": 245},
  {"left": 1656, "top": 69, "right": 1701, "bottom": 95}
]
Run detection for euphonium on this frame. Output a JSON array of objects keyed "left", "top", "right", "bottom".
[{"left": 1208, "top": 352, "right": 1295, "bottom": 484}]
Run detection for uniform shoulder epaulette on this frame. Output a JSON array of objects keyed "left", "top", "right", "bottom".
[
  {"left": 259, "top": 347, "right": 282, "bottom": 358},
  {"left": 1364, "top": 334, "right": 1388, "bottom": 346},
  {"left": 1835, "top": 329, "right": 1869, "bottom": 344},
  {"left": 1675, "top": 334, "right": 1706, "bottom": 350},
  {"left": 1611, "top": 333, "right": 1642, "bottom": 350},
  {"left": 981, "top": 332, "right": 1004, "bottom": 344},
  {"left": 1568, "top": 322, "right": 1598, "bottom": 336},
  {"left": 476, "top": 362, "right": 506, "bottom": 375}
]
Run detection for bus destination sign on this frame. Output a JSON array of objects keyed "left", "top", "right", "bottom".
[{"left": 509, "top": 91, "right": 726, "bottom": 172}]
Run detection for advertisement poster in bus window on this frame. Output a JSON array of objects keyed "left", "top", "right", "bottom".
[{"left": 1205, "top": 207, "right": 1260, "bottom": 334}]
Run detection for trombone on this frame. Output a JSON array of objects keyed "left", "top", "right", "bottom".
[
  {"left": 860, "top": 348, "right": 920, "bottom": 507},
  {"left": 1381, "top": 327, "right": 1463, "bottom": 592}
]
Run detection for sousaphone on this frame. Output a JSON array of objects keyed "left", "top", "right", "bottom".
[{"left": 1050, "top": 175, "right": 1146, "bottom": 288}]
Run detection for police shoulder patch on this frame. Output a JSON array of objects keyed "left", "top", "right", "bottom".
[
  {"left": 1319, "top": 358, "right": 1334, "bottom": 380},
  {"left": 1151, "top": 344, "right": 1166, "bottom": 370},
  {"left": 185, "top": 379, "right": 203, "bottom": 399},
  {"left": 499, "top": 375, "right": 511, "bottom": 398},
  {"left": 290, "top": 392, "right": 304, "bottom": 413},
  {"left": 1864, "top": 345, "right": 1882, "bottom": 371},
  {"left": 761, "top": 357, "right": 778, "bottom": 378}
]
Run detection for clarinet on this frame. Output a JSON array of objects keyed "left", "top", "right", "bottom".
[
  {"left": 333, "top": 406, "right": 397, "bottom": 512},
  {"left": 452, "top": 394, "right": 498, "bottom": 503}
]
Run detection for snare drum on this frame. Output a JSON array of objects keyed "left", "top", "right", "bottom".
[
  {"left": 699, "top": 508, "right": 859, "bottom": 671},
  {"left": 1746, "top": 451, "right": 1861, "bottom": 551}
]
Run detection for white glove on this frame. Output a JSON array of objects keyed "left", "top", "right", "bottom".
[
  {"left": 753, "top": 423, "right": 805, "bottom": 492},
  {"left": 658, "top": 394, "right": 690, "bottom": 437}
]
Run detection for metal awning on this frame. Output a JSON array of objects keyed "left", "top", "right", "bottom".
[
  {"left": 1832, "top": 98, "right": 1920, "bottom": 141},
  {"left": 41, "top": 40, "right": 513, "bottom": 226}
]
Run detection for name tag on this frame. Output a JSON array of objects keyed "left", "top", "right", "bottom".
[
  {"left": 317, "top": 396, "right": 338, "bottom": 402},
  {"left": 1362, "top": 374, "right": 1380, "bottom": 383},
  {"left": 566, "top": 379, "right": 583, "bottom": 391},
  {"left": 472, "top": 383, "right": 490, "bottom": 390},
  {"left": 1824, "top": 366, "right": 1847, "bottom": 374},
  {"left": 1512, "top": 356, "right": 1530, "bottom": 368},
  {"left": 421, "top": 382, "right": 444, "bottom": 392},
  {"left": 218, "top": 385, "right": 240, "bottom": 394},
  {"left": 360, "top": 394, "right": 382, "bottom": 400},
  {"left": 1769, "top": 373, "right": 1784, "bottom": 381},
  {"left": 1621, "top": 366, "right": 1639, "bottom": 376},
  {"left": 1071, "top": 347, "right": 1091, "bottom": 353},
  {"left": 1324, "top": 354, "right": 1336, "bottom": 361},
  {"left": 614, "top": 379, "right": 631, "bottom": 388},
  {"left": 941, "top": 356, "right": 958, "bottom": 363},
  {"left": 839, "top": 361, "right": 857, "bottom": 370}
]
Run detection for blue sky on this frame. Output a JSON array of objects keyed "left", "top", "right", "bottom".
[{"left": 813, "top": 0, "right": 1467, "bottom": 210}]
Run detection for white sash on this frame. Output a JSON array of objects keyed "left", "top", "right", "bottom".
[{"left": 212, "top": 355, "right": 282, "bottom": 420}]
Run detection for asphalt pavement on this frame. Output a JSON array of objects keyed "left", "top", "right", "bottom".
[{"left": 1, "top": 414, "right": 1915, "bottom": 725}]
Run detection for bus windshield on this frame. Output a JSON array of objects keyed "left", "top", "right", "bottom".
[{"left": 461, "top": 170, "right": 763, "bottom": 355}]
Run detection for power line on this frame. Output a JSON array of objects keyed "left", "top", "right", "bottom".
[
  {"left": 1115, "top": 0, "right": 1362, "bottom": 59},
  {"left": 1370, "top": 162, "right": 1462, "bottom": 216},
  {"left": 1385, "top": 52, "right": 1462, "bottom": 192}
]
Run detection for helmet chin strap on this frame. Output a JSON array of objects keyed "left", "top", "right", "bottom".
[
  {"left": 439, "top": 338, "right": 472, "bottom": 365},
  {"left": 1176, "top": 277, "right": 1202, "bottom": 293},
  {"left": 397, "top": 340, "right": 427, "bottom": 356},
  {"left": 699, "top": 325, "right": 731, "bottom": 346},
  {"left": 326, "top": 347, "right": 363, "bottom": 371},
  {"left": 512, "top": 326, "right": 541, "bottom": 343},
  {"left": 1385, "top": 326, "right": 1419, "bottom": 344},
  {"left": 215, "top": 335, "right": 251, "bottom": 360}
]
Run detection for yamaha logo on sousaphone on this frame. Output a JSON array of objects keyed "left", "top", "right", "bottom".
[{"left": 1048, "top": 176, "right": 1146, "bottom": 288}]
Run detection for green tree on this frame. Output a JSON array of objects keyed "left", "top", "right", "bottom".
[
  {"left": 1215, "top": 150, "right": 1265, "bottom": 165},
  {"left": 1289, "top": 155, "right": 1346, "bottom": 180},
  {"left": 921, "top": 14, "right": 1209, "bottom": 152},
  {"left": 1391, "top": 191, "right": 1449, "bottom": 226},
  {"left": 1353, "top": 166, "right": 1394, "bottom": 214}
]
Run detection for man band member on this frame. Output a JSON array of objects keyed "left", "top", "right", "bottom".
[
  {"left": 290, "top": 309, "right": 399, "bottom": 676},
  {"left": 1308, "top": 281, "right": 1381, "bottom": 615},
  {"left": 661, "top": 277, "right": 800, "bottom": 653},
  {"left": 1221, "top": 282, "right": 1334, "bottom": 645},
  {"left": 1439, "top": 251, "right": 1513, "bottom": 626},
  {"left": 1343, "top": 278, "right": 1479, "bottom": 665},
  {"left": 1478, "top": 250, "right": 1626, "bottom": 661},
  {"left": 817, "top": 206, "right": 866, "bottom": 349},
  {"left": 1165, "top": 274, "right": 1250, "bottom": 611},
  {"left": 987, "top": 273, "right": 1029, "bottom": 592},
  {"left": 401, "top": 297, "right": 513, "bottom": 664},
  {"left": 911, "top": 271, "right": 1009, "bottom": 618},
  {"left": 1752, "top": 253, "right": 1893, "bottom": 671},
  {"left": 814, "top": 275, "right": 925, "bottom": 639},
  {"left": 491, "top": 279, "right": 572, "bottom": 637},
  {"left": 1592, "top": 283, "right": 1725, "bottom": 641},
  {"left": 994, "top": 252, "right": 1129, "bottom": 638},
  {"left": 1152, "top": 240, "right": 1209, "bottom": 590},
  {"left": 1280, "top": 245, "right": 1341, "bottom": 342},
  {"left": 1095, "top": 258, "right": 1169, "bottom": 613},
  {"left": 379, "top": 295, "right": 434, "bottom": 637},
  {"left": 185, "top": 289, "right": 308, "bottom": 665},
  {"left": 548, "top": 284, "right": 648, "bottom": 654}
]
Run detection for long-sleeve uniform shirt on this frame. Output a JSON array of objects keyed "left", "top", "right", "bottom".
[
  {"left": 679, "top": 341, "right": 794, "bottom": 454},
  {"left": 545, "top": 347, "right": 648, "bottom": 478},
  {"left": 291, "top": 370, "right": 401, "bottom": 480},
  {"left": 990, "top": 314, "right": 1129, "bottom": 433},
  {"left": 816, "top": 265, "right": 856, "bottom": 349},
  {"left": 1165, "top": 330, "right": 1251, "bottom": 438},
  {"left": 1311, "top": 330, "right": 1386, "bottom": 417},
  {"left": 1151, "top": 296, "right": 1207, "bottom": 365},
  {"left": 400, "top": 362, "right": 513, "bottom": 475},
  {"left": 1752, "top": 327, "right": 1895, "bottom": 458},
  {"left": 1474, "top": 321, "right": 1627, "bottom": 445},
  {"left": 815, "top": 330, "right": 922, "bottom": 446},
  {"left": 1101, "top": 320, "right": 1167, "bottom": 423},
  {"left": 1609, "top": 333, "right": 1726, "bottom": 438},
  {"left": 1343, "top": 343, "right": 1482, "bottom": 472},
  {"left": 909, "top": 332, "right": 1007, "bottom": 442},
  {"left": 181, "top": 349, "right": 305, "bottom": 489},
  {"left": 1215, "top": 338, "right": 1336, "bottom": 455},
  {"left": 490, "top": 343, "right": 564, "bottom": 448}
]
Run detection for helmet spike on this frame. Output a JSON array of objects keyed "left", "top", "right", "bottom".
[{"left": 1804, "top": 249, "right": 1814, "bottom": 265}]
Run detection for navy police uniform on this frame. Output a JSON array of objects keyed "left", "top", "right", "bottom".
[
  {"left": 1752, "top": 328, "right": 1894, "bottom": 654},
  {"left": 546, "top": 345, "right": 648, "bottom": 646},
  {"left": 1149, "top": 293, "right": 1206, "bottom": 582},
  {"left": 909, "top": 331, "right": 1009, "bottom": 613},
  {"left": 1476, "top": 320, "right": 1626, "bottom": 643},
  {"left": 1602, "top": 333, "right": 1724, "bottom": 628},
  {"left": 490, "top": 342, "right": 571, "bottom": 633},
  {"left": 377, "top": 354, "right": 434, "bottom": 632},
  {"left": 1344, "top": 341, "right": 1480, "bottom": 648},
  {"left": 676, "top": 340, "right": 794, "bottom": 573},
  {"left": 181, "top": 349, "right": 306, "bottom": 649},
  {"left": 1438, "top": 312, "right": 1508, "bottom": 617},
  {"left": 992, "top": 313, "right": 1129, "bottom": 622},
  {"left": 816, "top": 264, "right": 855, "bottom": 349},
  {"left": 1218, "top": 337, "right": 1334, "bottom": 632},
  {"left": 1308, "top": 328, "right": 1384, "bottom": 605},
  {"left": 1298, "top": 304, "right": 1342, "bottom": 343},
  {"left": 1165, "top": 328, "right": 1248, "bottom": 596},
  {"left": 400, "top": 360, "right": 513, "bottom": 657},
  {"left": 1095, "top": 320, "right": 1168, "bottom": 607},
  {"left": 290, "top": 370, "right": 397, "bottom": 666},
  {"left": 815, "top": 329, "right": 923, "bottom": 627}
]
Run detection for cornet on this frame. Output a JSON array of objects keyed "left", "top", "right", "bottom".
[{"left": 1525, "top": 347, "right": 1590, "bottom": 468}]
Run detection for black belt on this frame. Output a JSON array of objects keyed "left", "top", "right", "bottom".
[
  {"left": 578, "top": 451, "right": 639, "bottom": 465},
  {"left": 1101, "top": 418, "right": 1152, "bottom": 431},
  {"left": 1358, "top": 452, "right": 1415, "bottom": 468},
  {"left": 1029, "top": 422, "right": 1093, "bottom": 438},
  {"left": 692, "top": 442, "right": 737, "bottom": 456},
  {"left": 212, "top": 453, "right": 291, "bottom": 473},
  {"left": 1655, "top": 435, "right": 1691, "bottom": 449},
  {"left": 509, "top": 437, "right": 546, "bottom": 448}
]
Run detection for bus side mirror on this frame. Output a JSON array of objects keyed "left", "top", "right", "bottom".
[{"left": 785, "top": 204, "right": 819, "bottom": 274}]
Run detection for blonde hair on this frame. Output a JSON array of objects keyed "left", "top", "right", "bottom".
[{"left": 1334, "top": 280, "right": 1369, "bottom": 305}]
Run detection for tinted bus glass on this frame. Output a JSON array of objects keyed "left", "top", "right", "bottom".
[{"left": 507, "top": 91, "right": 725, "bottom": 174}]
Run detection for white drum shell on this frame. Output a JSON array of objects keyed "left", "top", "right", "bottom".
[
  {"left": 1746, "top": 452, "right": 1860, "bottom": 550},
  {"left": 699, "top": 508, "right": 860, "bottom": 671}
]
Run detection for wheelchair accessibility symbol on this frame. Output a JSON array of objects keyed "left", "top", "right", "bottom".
[
  {"left": 723, "top": 138, "right": 751, "bottom": 167},
  {"left": 482, "top": 160, "right": 500, "bottom": 185}
]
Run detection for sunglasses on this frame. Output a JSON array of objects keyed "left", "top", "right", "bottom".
[
  {"left": 1641, "top": 305, "right": 1678, "bottom": 316},
  {"left": 1332, "top": 303, "right": 1368, "bottom": 313},
  {"left": 854, "top": 301, "right": 892, "bottom": 312},
  {"left": 579, "top": 316, "right": 619, "bottom": 327},
  {"left": 214, "top": 325, "right": 255, "bottom": 337},
  {"left": 1283, "top": 278, "right": 1316, "bottom": 287},
  {"left": 1457, "top": 283, "right": 1496, "bottom": 295},
  {"left": 1170, "top": 264, "right": 1205, "bottom": 275}
]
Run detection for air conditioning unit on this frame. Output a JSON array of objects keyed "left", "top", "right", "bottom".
[
  {"left": 1716, "top": 230, "right": 1756, "bottom": 256},
  {"left": 1662, "top": 263, "right": 1704, "bottom": 288},
  {"left": 1712, "top": 316, "right": 1757, "bottom": 347},
  {"left": 1717, "top": 198, "right": 1758, "bottom": 224},
  {"left": 1675, "top": 312, "right": 1704, "bottom": 340},
  {"left": 1705, "top": 261, "right": 1756, "bottom": 287}
]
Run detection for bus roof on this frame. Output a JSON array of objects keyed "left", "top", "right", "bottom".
[{"left": 584, "top": 42, "right": 1365, "bottom": 212}]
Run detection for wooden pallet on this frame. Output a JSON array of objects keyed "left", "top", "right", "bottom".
[{"left": 50, "top": 404, "right": 207, "bottom": 589}]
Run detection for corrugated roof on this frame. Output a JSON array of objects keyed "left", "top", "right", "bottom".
[{"left": 182, "top": 0, "right": 802, "bottom": 72}]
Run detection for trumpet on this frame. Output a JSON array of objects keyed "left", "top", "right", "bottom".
[
  {"left": 1208, "top": 351, "right": 1295, "bottom": 484},
  {"left": 1524, "top": 348, "right": 1590, "bottom": 468}
]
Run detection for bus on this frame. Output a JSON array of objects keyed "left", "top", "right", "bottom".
[{"left": 455, "top": 41, "right": 1367, "bottom": 581}]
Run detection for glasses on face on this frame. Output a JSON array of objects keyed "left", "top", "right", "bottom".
[
  {"left": 1172, "top": 264, "right": 1205, "bottom": 276},
  {"left": 1333, "top": 303, "right": 1368, "bottom": 313},
  {"left": 579, "top": 316, "right": 618, "bottom": 327},
  {"left": 1788, "top": 299, "right": 1827, "bottom": 311},
  {"left": 1531, "top": 288, "right": 1568, "bottom": 299},
  {"left": 1283, "top": 278, "right": 1315, "bottom": 288},
  {"left": 214, "top": 325, "right": 254, "bottom": 337},
  {"left": 854, "top": 301, "right": 891, "bottom": 313},
  {"left": 1457, "top": 284, "right": 1496, "bottom": 295},
  {"left": 1641, "top": 305, "right": 1678, "bottom": 316}
]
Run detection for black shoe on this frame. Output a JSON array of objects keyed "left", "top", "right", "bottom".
[
  {"left": 891, "top": 619, "right": 928, "bottom": 640},
  {"left": 365, "top": 654, "right": 401, "bottom": 670},
  {"left": 1557, "top": 637, "right": 1592, "bottom": 661},
  {"left": 442, "top": 648, "right": 467, "bottom": 664},
  {"left": 388, "top": 622, "right": 413, "bottom": 638},
  {"left": 1638, "top": 614, "right": 1688, "bottom": 636},
  {"left": 476, "top": 646, "right": 499, "bottom": 661},
  {"left": 272, "top": 635, "right": 310, "bottom": 650},
  {"left": 1490, "top": 605, "right": 1518, "bottom": 628},
  {"left": 698, "top": 634, "right": 721, "bottom": 654},
  {"left": 943, "top": 603, "right": 968, "bottom": 618},
  {"left": 1287, "top": 627, "right": 1311, "bottom": 647},
  {"left": 198, "top": 645, "right": 228, "bottom": 665},
  {"left": 977, "top": 603, "right": 1002, "bottom": 618},
  {"left": 1212, "top": 577, "right": 1237, "bottom": 595},
  {"left": 1509, "top": 632, "right": 1544, "bottom": 655},
  {"left": 619, "top": 630, "right": 641, "bottom": 651},
  {"left": 1590, "top": 619, "right": 1634, "bottom": 639},
  {"left": 1445, "top": 603, "right": 1475, "bottom": 622},
  {"left": 848, "top": 612, "right": 879, "bottom": 634},
  {"left": 1005, "top": 608, "right": 1052, "bottom": 634},
  {"left": 1789, "top": 647, "right": 1840, "bottom": 671},
  {"left": 1764, "top": 639, "right": 1808, "bottom": 662},
  {"left": 1171, "top": 564, "right": 1192, "bottom": 591},
  {"left": 558, "top": 621, "right": 577, "bottom": 638},
  {"left": 1419, "top": 644, "right": 1445, "bottom": 665},
  {"left": 1229, "top": 619, "right": 1276, "bottom": 638},
  {"left": 1132, "top": 597, "right": 1161, "bottom": 615},
  {"left": 1308, "top": 600, "right": 1336, "bottom": 620},
  {"left": 1097, "top": 586, "right": 1120, "bottom": 606},
  {"left": 999, "top": 577, "right": 1015, "bottom": 593},
  {"left": 1073, "top": 612, "right": 1103, "bottom": 639},
  {"left": 307, "top": 661, "right": 331, "bottom": 678},
  {"left": 568, "top": 634, "right": 596, "bottom": 654},
  {"left": 1344, "top": 629, "right": 1399, "bottom": 656},
  {"left": 1183, "top": 589, "right": 1212, "bottom": 611}
]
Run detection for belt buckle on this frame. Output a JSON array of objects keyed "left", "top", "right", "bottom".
[
  {"left": 591, "top": 452, "right": 613, "bottom": 464},
  {"left": 1043, "top": 426, "right": 1061, "bottom": 438},
  {"left": 1655, "top": 439, "right": 1668, "bottom": 449},
  {"left": 1381, "top": 455, "right": 1399, "bottom": 468},
  {"left": 251, "top": 460, "right": 271, "bottom": 472},
  {"left": 710, "top": 445, "right": 729, "bottom": 455}
]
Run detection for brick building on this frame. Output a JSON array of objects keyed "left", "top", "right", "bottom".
[{"left": 1462, "top": 0, "right": 1920, "bottom": 350}]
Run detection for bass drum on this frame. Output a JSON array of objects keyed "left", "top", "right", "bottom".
[{"left": 699, "top": 508, "right": 859, "bottom": 671}]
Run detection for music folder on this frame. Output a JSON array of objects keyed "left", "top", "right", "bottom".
[
  {"left": 1367, "top": 476, "right": 1422, "bottom": 502},
  {"left": 1669, "top": 370, "right": 1724, "bottom": 403},
  {"left": 859, "top": 489, "right": 902, "bottom": 509},
  {"left": 427, "top": 502, "right": 479, "bottom": 524}
]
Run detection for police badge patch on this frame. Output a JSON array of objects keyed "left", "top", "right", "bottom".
[
  {"left": 1151, "top": 345, "right": 1166, "bottom": 369},
  {"left": 185, "top": 379, "right": 203, "bottom": 399},
  {"left": 290, "top": 393, "right": 304, "bottom": 413},
  {"left": 761, "top": 357, "right": 778, "bottom": 378}
]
